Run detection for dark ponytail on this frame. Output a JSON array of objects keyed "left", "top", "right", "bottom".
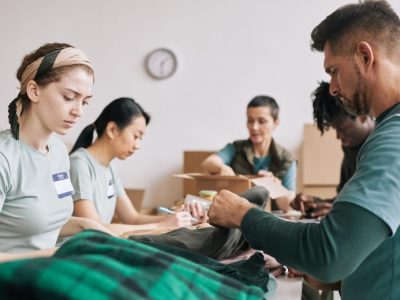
[
  {"left": 8, "top": 96, "right": 20, "bottom": 139},
  {"left": 10, "top": 42, "right": 77, "bottom": 140},
  {"left": 70, "top": 124, "right": 96, "bottom": 153},
  {"left": 70, "top": 97, "right": 150, "bottom": 154}
]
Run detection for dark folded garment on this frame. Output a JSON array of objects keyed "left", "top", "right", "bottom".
[
  {"left": 128, "top": 187, "right": 271, "bottom": 292},
  {"left": 129, "top": 186, "right": 270, "bottom": 260},
  {"left": 139, "top": 240, "right": 271, "bottom": 293}
]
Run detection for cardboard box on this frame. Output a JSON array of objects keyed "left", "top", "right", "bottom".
[
  {"left": 175, "top": 173, "right": 252, "bottom": 195},
  {"left": 302, "top": 124, "right": 343, "bottom": 185},
  {"left": 175, "top": 173, "right": 290, "bottom": 198},
  {"left": 299, "top": 124, "right": 343, "bottom": 200},
  {"left": 183, "top": 151, "right": 215, "bottom": 196},
  {"left": 125, "top": 188, "right": 145, "bottom": 211},
  {"left": 112, "top": 188, "right": 146, "bottom": 222},
  {"left": 302, "top": 185, "right": 337, "bottom": 199},
  {"left": 175, "top": 173, "right": 281, "bottom": 212}
]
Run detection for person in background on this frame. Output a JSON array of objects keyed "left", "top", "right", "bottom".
[
  {"left": 292, "top": 81, "right": 375, "bottom": 300},
  {"left": 202, "top": 95, "right": 296, "bottom": 212},
  {"left": 291, "top": 81, "right": 375, "bottom": 218},
  {"left": 70, "top": 97, "right": 198, "bottom": 236},
  {"left": 0, "top": 42, "right": 112, "bottom": 263},
  {"left": 208, "top": 1, "right": 400, "bottom": 299}
]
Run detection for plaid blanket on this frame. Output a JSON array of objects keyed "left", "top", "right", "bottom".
[{"left": 0, "top": 230, "right": 264, "bottom": 300}]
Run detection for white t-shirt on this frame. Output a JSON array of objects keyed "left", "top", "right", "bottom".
[
  {"left": 69, "top": 148, "right": 126, "bottom": 224},
  {"left": 0, "top": 130, "right": 73, "bottom": 253}
]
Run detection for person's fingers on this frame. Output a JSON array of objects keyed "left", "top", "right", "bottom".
[
  {"left": 176, "top": 204, "right": 185, "bottom": 212},
  {"left": 207, "top": 202, "right": 218, "bottom": 224},
  {"left": 316, "top": 202, "right": 332, "bottom": 209},
  {"left": 258, "top": 170, "right": 273, "bottom": 177},
  {"left": 287, "top": 268, "right": 303, "bottom": 278},
  {"left": 272, "top": 177, "right": 282, "bottom": 184},
  {"left": 301, "top": 195, "right": 314, "bottom": 203},
  {"left": 311, "top": 208, "right": 331, "bottom": 218},
  {"left": 194, "top": 202, "right": 204, "bottom": 219},
  {"left": 188, "top": 204, "right": 195, "bottom": 215},
  {"left": 299, "top": 200, "right": 305, "bottom": 214}
]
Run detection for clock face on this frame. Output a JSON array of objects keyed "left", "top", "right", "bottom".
[{"left": 146, "top": 48, "right": 177, "bottom": 79}]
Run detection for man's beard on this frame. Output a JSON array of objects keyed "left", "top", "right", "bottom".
[{"left": 341, "top": 63, "right": 370, "bottom": 115}]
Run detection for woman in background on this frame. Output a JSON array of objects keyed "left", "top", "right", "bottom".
[
  {"left": 0, "top": 42, "right": 112, "bottom": 263},
  {"left": 202, "top": 95, "right": 296, "bottom": 211},
  {"left": 70, "top": 97, "right": 195, "bottom": 236}
]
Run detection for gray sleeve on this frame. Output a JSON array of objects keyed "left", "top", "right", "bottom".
[
  {"left": 110, "top": 164, "right": 126, "bottom": 198},
  {"left": 69, "top": 155, "right": 94, "bottom": 202},
  {"left": 0, "top": 153, "right": 10, "bottom": 211}
]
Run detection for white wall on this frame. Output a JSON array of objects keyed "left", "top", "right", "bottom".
[{"left": 1, "top": 0, "right": 399, "bottom": 208}]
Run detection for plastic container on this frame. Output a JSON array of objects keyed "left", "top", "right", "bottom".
[{"left": 199, "top": 190, "right": 217, "bottom": 201}]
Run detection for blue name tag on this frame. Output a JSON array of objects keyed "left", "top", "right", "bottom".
[{"left": 52, "top": 172, "right": 74, "bottom": 198}]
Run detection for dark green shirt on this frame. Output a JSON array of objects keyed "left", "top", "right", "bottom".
[{"left": 241, "top": 103, "right": 400, "bottom": 300}]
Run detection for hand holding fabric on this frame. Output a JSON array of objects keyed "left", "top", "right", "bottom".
[{"left": 208, "top": 190, "right": 255, "bottom": 228}]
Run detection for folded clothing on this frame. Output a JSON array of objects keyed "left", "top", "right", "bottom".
[{"left": 129, "top": 186, "right": 270, "bottom": 260}]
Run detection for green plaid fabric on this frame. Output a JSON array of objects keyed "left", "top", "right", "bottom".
[{"left": 0, "top": 230, "right": 264, "bottom": 299}]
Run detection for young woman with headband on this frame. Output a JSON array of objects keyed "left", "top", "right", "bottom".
[
  {"left": 0, "top": 43, "right": 113, "bottom": 262},
  {"left": 69, "top": 97, "right": 200, "bottom": 236}
]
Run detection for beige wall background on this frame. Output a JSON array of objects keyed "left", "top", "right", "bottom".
[{"left": 1, "top": 0, "right": 399, "bottom": 208}]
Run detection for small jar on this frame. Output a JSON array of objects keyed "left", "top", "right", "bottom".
[{"left": 199, "top": 190, "right": 217, "bottom": 201}]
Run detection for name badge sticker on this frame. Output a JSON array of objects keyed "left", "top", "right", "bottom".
[
  {"left": 107, "top": 179, "right": 115, "bottom": 199},
  {"left": 52, "top": 172, "right": 74, "bottom": 198}
]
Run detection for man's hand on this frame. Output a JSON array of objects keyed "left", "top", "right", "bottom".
[
  {"left": 308, "top": 202, "right": 332, "bottom": 218},
  {"left": 208, "top": 189, "right": 255, "bottom": 228},
  {"left": 290, "top": 193, "right": 332, "bottom": 218},
  {"left": 290, "top": 193, "right": 316, "bottom": 213},
  {"left": 288, "top": 268, "right": 340, "bottom": 290}
]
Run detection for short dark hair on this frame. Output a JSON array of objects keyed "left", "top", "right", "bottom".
[
  {"left": 247, "top": 95, "right": 279, "bottom": 121},
  {"left": 70, "top": 97, "right": 150, "bottom": 153},
  {"left": 311, "top": 0, "right": 400, "bottom": 55},
  {"left": 312, "top": 81, "right": 355, "bottom": 135}
]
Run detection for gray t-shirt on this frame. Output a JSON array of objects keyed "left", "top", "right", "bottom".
[
  {"left": 0, "top": 130, "right": 73, "bottom": 253},
  {"left": 69, "top": 148, "right": 126, "bottom": 224}
]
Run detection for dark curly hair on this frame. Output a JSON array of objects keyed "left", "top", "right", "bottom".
[{"left": 312, "top": 81, "right": 355, "bottom": 135}]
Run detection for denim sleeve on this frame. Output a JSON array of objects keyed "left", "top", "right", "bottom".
[{"left": 281, "top": 161, "right": 297, "bottom": 192}]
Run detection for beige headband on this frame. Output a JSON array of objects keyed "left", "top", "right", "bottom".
[{"left": 20, "top": 47, "right": 93, "bottom": 94}]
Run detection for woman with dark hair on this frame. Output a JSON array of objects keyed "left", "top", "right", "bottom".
[
  {"left": 0, "top": 42, "right": 113, "bottom": 262},
  {"left": 70, "top": 98, "right": 194, "bottom": 235}
]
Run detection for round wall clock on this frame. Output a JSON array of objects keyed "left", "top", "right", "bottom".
[{"left": 145, "top": 48, "right": 178, "bottom": 79}]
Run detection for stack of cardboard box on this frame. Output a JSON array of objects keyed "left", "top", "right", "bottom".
[{"left": 300, "top": 124, "right": 343, "bottom": 198}]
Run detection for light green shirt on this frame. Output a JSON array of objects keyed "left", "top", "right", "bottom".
[
  {"left": 69, "top": 148, "right": 126, "bottom": 224},
  {"left": 0, "top": 130, "right": 73, "bottom": 253}
]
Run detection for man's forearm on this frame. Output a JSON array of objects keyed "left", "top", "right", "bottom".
[{"left": 241, "top": 202, "right": 389, "bottom": 283}]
